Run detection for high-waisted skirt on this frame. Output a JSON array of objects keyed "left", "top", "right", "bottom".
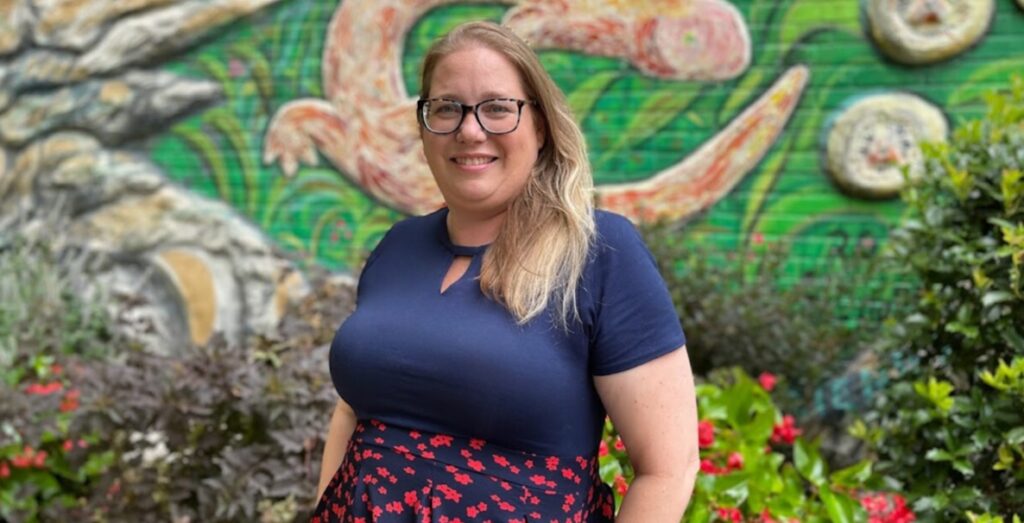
[{"left": 312, "top": 419, "right": 615, "bottom": 522}]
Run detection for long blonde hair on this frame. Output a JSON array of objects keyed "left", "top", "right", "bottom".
[{"left": 420, "top": 21, "right": 595, "bottom": 328}]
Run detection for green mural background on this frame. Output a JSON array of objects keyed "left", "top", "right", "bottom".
[{"left": 149, "top": 0, "right": 1024, "bottom": 304}]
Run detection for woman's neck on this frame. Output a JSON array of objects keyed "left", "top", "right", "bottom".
[{"left": 445, "top": 208, "right": 506, "bottom": 247}]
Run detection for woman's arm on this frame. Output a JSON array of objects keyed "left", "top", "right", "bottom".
[
  {"left": 316, "top": 399, "right": 359, "bottom": 501},
  {"left": 593, "top": 345, "right": 700, "bottom": 522}
]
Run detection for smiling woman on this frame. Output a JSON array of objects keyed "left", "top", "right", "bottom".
[{"left": 312, "top": 21, "right": 699, "bottom": 523}]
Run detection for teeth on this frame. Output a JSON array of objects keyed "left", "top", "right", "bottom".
[{"left": 454, "top": 157, "right": 494, "bottom": 166}]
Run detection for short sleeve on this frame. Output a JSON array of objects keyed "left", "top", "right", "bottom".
[{"left": 588, "top": 212, "right": 686, "bottom": 375}]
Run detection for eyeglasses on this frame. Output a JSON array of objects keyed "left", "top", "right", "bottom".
[{"left": 417, "top": 97, "right": 536, "bottom": 135}]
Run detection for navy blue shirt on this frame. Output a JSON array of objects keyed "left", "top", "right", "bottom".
[{"left": 330, "top": 208, "right": 685, "bottom": 456}]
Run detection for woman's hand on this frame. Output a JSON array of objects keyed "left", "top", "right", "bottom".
[{"left": 594, "top": 346, "right": 700, "bottom": 522}]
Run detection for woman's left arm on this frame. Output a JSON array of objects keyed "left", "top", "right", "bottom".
[{"left": 594, "top": 345, "right": 700, "bottom": 522}]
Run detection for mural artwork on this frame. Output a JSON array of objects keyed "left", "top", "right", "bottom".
[{"left": 1, "top": 0, "right": 1023, "bottom": 351}]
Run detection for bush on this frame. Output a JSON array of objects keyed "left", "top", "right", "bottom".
[
  {"left": 860, "top": 77, "right": 1024, "bottom": 520},
  {"left": 0, "top": 266, "right": 354, "bottom": 522},
  {"left": 600, "top": 368, "right": 912, "bottom": 522},
  {"left": 642, "top": 226, "right": 905, "bottom": 417},
  {"left": 0, "top": 216, "right": 122, "bottom": 522}
]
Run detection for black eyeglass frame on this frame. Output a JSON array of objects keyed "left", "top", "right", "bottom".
[{"left": 417, "top": 97, "right": 537, "bottom": 135}]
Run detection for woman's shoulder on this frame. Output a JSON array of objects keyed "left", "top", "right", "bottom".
[{"left": 592, "top": 209, "right": 645, "bottom": 252}]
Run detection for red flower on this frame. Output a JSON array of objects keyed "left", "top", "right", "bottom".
[
  {"left": 860, "top": 492, "right": 916, "bottom": 523},
  {"left": 716, "top": 506, "right": 743, "bottom": 522},
  {"left": 726, "top": 452, "right": 744, "bottom": 470},
  {"left": 63, "top": 439, "right": 74, "bottom": 452},
  {"left": 59, "top": 389, "right": 81, "bottom": 412},
  {"left": 613, "top": 475, "right": 629, "bottom": 496},
  {"left": 699, "top": 459, "right": 726, "bottom": 475},
  {"left": 32, "top": 450, "right": 47, "bottom": 468},
  {"left": 0, "top": 462, "right": 9, "bottom": 478},
  {"left": 758, "top": 372, "right": 777, "bottom": 392},
  {"left": 771, "top": 415, "right": 802, "bottom": 445},
  {"left": 752, "top": 232, "right": 765, "bottom": 245},
  {"left": 760, "top": 508, "right": 776, "bottom": 523},
  {"left": 24, "top": 382, "right": 63, "bottom": 395},
  {"left": 598, "top": 440, "right": 609, "bottom": 456},
  {"left": 613, "top": 437, "right": 626, "bottom": 452},
  {"left": 698, "top": 420, "right": 715, "bottom": 448}
]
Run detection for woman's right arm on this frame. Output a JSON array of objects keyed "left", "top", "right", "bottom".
[{"left": 316, "top": 399, "right": 358, "bottom": 501}]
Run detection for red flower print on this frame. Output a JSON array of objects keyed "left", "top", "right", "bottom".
[
  {"left": 529, "top": 474, "right": 548, "bottom": 486},
  {"left": 467, "top": 458, "right": 484, "bottom": 472},
  {"left": 493, "top": 454, "right": 510, "bottom": 467},
  {"left": 613, "top": 437, "right": 626, "bottom": 452},
  {"left": 430, "top": 434, "right": 454, "bottom": 447},
  {"left": 545, "top": 456, "right": 559, "bottom": 470},
  {"left": 403, "top": 490, "right": 419, "bottom": 507},
  {"left": 469, "top": 438, "right": 485, "bottom": 450},
  {"left": 437, "top": 484, "right": 462, "bottom": 502},
  {"left": 453, "top": 472, "right": 472, "bottom": 485}
]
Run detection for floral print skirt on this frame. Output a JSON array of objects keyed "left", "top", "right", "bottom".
[{"left": 312, "top": 419, "right": 615, "bottom": 522}]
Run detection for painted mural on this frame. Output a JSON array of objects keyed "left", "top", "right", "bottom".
[{"left": 1, "top": 0, "right": 1024, "bottom": 349}]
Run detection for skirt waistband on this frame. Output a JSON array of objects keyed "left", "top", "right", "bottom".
[{"left": 350, "top": 419, "right": 600, "bottom": 494}]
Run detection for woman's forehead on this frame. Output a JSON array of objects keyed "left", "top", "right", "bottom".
[{"left": 428, "top": 46, "right": 528, "bottom": 99}]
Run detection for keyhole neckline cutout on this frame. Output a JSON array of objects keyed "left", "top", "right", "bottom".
[{"left": 438, "top": 208, "right": 490, "bottom": 257}]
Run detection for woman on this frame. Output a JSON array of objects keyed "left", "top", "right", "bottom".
[{"left": 313, "top": 21, "right": 699, "bottom": 522}]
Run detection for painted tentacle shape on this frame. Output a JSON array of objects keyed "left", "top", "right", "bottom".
[{"left": 263, "top": 0, "right": 809, "bottom": 223}]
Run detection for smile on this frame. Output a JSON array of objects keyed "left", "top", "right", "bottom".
[{"left": 451, "top": 156, "right": 498, "bottom": 166}]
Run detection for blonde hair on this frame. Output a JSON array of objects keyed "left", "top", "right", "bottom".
[{"left": 420, "top": 21, "right": 595, "bottom": 328}]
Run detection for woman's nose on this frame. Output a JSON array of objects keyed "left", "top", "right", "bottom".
[{"left": 456, "top": 111, "right": 487, "bottom": 142}]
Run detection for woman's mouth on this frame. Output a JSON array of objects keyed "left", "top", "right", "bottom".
[{"left": 451, "top": 156, "right": 498, "bottom": 166}]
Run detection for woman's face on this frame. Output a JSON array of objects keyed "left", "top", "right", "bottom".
[{"left": 421, "top": 45, "right": 545, "bottom": 217}]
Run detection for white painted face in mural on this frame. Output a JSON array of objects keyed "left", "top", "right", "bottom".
[{"left": 420, "top": 45, "right": 545, "bottom": 217}]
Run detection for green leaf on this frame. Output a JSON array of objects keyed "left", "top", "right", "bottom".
[
  {"left": 566, "top": 71, "right": 619, "bottom": 122},
  {"left": 982, "top": 291, "right": 1015, "bottom": 308},
  {"left": 1006, "top": 427, "right": 1024, "bottom": 446},
  {"left": 794, "top": 438, "right": 826, "bottom": 487},
  {"left": 819, "top": 487, "right": 863, "bottom": 523},
  {"left": 830, "top": 460, "right": 872, "bottom": 488},
  {"left": 926, "top": 448, "right": 953, "bottom": 462}
]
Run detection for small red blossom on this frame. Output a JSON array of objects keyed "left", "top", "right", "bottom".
[
  {"left": 717, "top": 506, "right": 743, "bottom": 522},
  {"left": 760, "top": 508, "right": 776, "bottom": 523},
  {"left": 598, "top": 439, "right": 609, "bottom": 456},
  {"left": 613, "top": 437, "right": 625, "bottom": 452},
  {"left": 0, "top": 462, "right": 9, "bottom": 478},
  {"left": 700, "top": 459, "right": 726, "bottom": 475},
  {"left": 63, "top": 439, "right": 75, "bottom": 452},
  {"left": 727, "top": 452, "right": 744, "bottom": 470},
  {"left": 50, "top": 363, "right": 63, "bottom": 375},
  {"left": 613, "top": 475, "right": 629, "bottom": 496},
  {"left": 752, "top": 232, "right": 765, "bottom": 245},
  {"left": 771, "top": 415, "right": 802, "bottom": 445},
  {"left": 758, "top": 372, "right": 777, "bottom": 392},
  {"left": 24, "top": 382, "right": 63, "bottom": 395},
  {"left": 698, "top": 420, "right": 715, "bottom": 448},
  {"left": 860, "top": 492, "right": 916, "bottom": 523}
]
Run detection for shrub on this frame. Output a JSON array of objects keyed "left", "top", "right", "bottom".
[
  {"left": 600, "top": 368, "right": 911, "bottom": 522},
  {"left": 860, "top": 77, "right": 1024, "bottom": 519},
  {"left": 641, "top": 226, "right": 906, "bottom": 416},
  {"left": 0, "top": 214, "right": 121, "bottom": 522}
]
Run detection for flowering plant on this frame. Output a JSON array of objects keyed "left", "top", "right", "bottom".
[
  {"left": 600, "top": 368, "right": 914, "bottom": 522},
  {"left": 0, "top": 355, "right": 113, "bottom": 521}
]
